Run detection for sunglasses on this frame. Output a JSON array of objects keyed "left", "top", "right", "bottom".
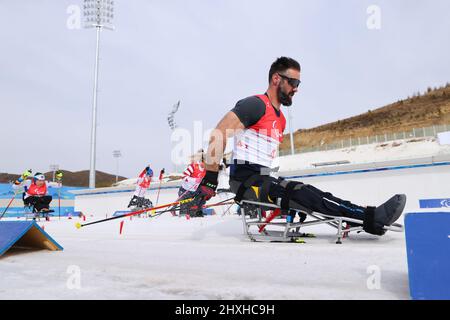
[{"left": 278, "top": 73, "right": 301, "bottom": 88}]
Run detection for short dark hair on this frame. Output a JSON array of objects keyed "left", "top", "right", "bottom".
[{"left": 269, "top": 57, "right": 301, "bottom": 83}]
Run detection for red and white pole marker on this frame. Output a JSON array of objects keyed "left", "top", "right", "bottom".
[{"left": 119, "top": 221, "right": 124, "bottom": 235}]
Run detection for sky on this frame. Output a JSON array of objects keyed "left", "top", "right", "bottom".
[{"left": 0, "top": 0, "right": 449, "bottom": 179}]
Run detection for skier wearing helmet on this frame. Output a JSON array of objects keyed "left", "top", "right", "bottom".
[
  {"left": 127, "top": 166, "right": 154, "bottom": 211},
  {"left": 12, "top": 170, "right": 63, "bottom": 215}
]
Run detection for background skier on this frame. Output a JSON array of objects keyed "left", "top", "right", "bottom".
[
  {"left": 12, "top": 170, "right": 63, "bottom": 219},
  {"left": 128, "top": 166, "right": 154, "bottom": 211},
  {"left": 178, "top": 159, "right": 206, "bottom": 217}
]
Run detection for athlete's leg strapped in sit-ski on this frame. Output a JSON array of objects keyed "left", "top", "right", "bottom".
[{"left": 231, "top": 175, "right": 406, "bottom": 241}]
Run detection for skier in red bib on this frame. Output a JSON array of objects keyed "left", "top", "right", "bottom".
[
  {"left": 178, "top": 158, "right": 206, "bottom": 217},
  {"left": 12, "top": 171, "right": 62, "bottom": 217},
  {"left": 191, "top": 57, "right": 406, "bottom": 236},
  {"left": 128, "top": 166, "right": 154, "bottom": 210}
]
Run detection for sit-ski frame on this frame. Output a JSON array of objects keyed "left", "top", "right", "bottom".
[
  {"left": 239, "top": 200, "right": 404, "bottom": 244},
  {"left": 24, "top": 204, "right": 52, "bottom": 221}
]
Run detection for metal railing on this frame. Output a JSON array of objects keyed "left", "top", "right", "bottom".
[{"left": 280, "top": 124, "right": 450, "bottom": 156}]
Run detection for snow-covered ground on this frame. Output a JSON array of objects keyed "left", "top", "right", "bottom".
[
  {"left": 4, "top": 137, "right": 450, "bottom": 300},
  {"left": 0, "top": 214, "right": 409, "bottom": 300}
]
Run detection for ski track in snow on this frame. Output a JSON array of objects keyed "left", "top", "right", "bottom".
[{"left": 0, "top": 215, "right": 410, "bottom": 300}]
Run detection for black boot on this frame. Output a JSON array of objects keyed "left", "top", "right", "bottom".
[
  {"left": 375, "top": 194, "right": 406, "bottom": 226},
  {"left": 142, "top": 198, "right": 153, "bottom": 209},
  {"left": 136, "top": 197, "right": 146, "bottom": 209},
  {"left": 193, "top": 210, "right": 204, "bottom": 218},
  {"left": 363, "top": 194, "right": 406, "bottom": 235},
  {"left": 128, "top": 196, "right": 139, "bottom": 208}
]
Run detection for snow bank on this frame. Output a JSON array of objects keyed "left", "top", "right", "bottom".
[{"left": 278, "top": 137, "right": 450, "bottom": 172}]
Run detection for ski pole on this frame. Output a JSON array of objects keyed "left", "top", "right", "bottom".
[
  {"left": 191, "top": 197, "right": 235, "bottom": 210},
  {"left": 0, "top": 191, "right": 19, "bottom": 220},
  {"left": 155, "top": 168, "right": 165, "bottom": 207},
  {"left": 1, "top": 169, "right": 33, "bottom": 220},
  {"left": 221, "top": 202, "right": 235, "bottom": 217},
  {"left": 56, "top": 171, "right": 63, "bottom": 220},
  {"left": 75, "top": 197, "right": 195, "bottom": 229},
  {"left": 154, "top": 197, "right": 235, "bottom": 217},
  {"left": 158, "top": 187, "right": 194, "bottom": 218},
  {"left": 149, "top": 198, "right": 235, "bottom": 218}
]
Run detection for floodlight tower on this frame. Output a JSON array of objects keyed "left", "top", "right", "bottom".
[
  {"left": 84, "top": 0, "right": 114, "bottom": 188},
  {"left": 112, "top": 150, "right": 122, "bottom": 183}
]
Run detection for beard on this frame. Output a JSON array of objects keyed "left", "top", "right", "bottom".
[{"left": 277, "top": 86, "right": 293, "bottom": 106}]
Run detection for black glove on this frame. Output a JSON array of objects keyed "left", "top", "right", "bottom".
[{"left": 196, "top": 171, "right": 219, "bottom": 201}]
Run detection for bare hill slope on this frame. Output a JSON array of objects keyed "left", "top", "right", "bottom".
[{"left": 280, "top": 84, "right": 450, "bottom": 151}]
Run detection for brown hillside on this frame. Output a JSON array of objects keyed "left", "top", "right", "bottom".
[
  {"left": 280, "top": 84, "right": 450, "bottom": 151},
  {"left": 0, "top": 170, "right": 127, "bottom": 188}
]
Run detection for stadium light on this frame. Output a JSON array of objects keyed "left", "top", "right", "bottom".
[
  {"left": 112, "top": 150, "right": 122, "bottom": 183},
  {"left": 84, "top": 0, "right": 115, "bottom": 188}
]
